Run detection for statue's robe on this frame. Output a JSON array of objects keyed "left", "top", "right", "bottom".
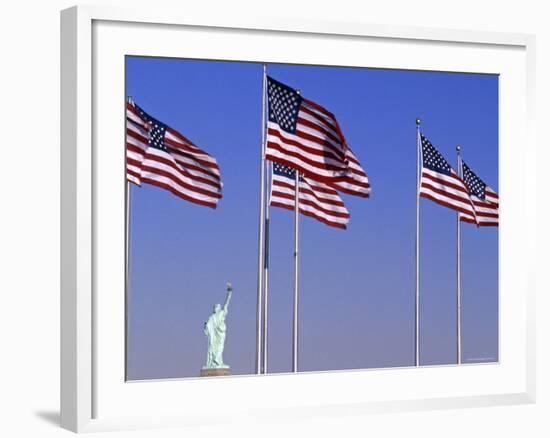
[{"left": 204, "top": 308, "right": 228, "bottom": 368}]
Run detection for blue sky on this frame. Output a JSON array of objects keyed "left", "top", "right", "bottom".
[{"left": 126, "top": 57, "right": 498, "bottom": 380}]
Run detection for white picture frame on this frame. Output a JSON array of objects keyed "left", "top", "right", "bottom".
[{"left": 60, "top": 4, "right": 536, "bottom": 433}]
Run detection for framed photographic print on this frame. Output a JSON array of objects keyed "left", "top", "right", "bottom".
[{"left": 61, "top": 5, "right": 536, "bottom": 433}]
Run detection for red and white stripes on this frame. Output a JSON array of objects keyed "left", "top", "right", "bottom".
[
  {"left": 266, "top": 97, "right": 370, "bottom": 198},
  {"left": 460, "top": 186, "right": 499, "bottom": 226},
  {"left": 419, "top": 168, "right": 478, "bottom": 220},
  {"left": 270, "top": 168, "right": 350, "bottom": 230},
  {"left": 126, "top": 101, "right": 222, "bottom": 209}
]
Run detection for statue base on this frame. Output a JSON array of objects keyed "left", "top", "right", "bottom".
[{"left": 200, "top": 367, "right": 231, "bottom": 377}]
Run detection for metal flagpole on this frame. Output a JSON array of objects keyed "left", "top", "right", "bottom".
[
  {"left": 292, "top": 169, "right": 300, "bottom": 373},
  {"left": 125, "top": 95, "right": 133, "bottom": 381},
  {"left": 263, "top": 162, "right": 271, "bottom": 373},
  {"left": 456, "top": 145, "right": 462, "bottom": 365},
  {"left": 124, "top": 180, "right": 131, "bottom": 380},
  {"left": 255, "top": 64, "right": 267, "bottom": 374},
  {"left": 126, "top": 181, "right": 131, "bottom": 280},
  {"left": 415, "top": 118, "right": 421, "bottom": 367},
  {"left": 291, "top": 89, "right": 302, "bottom": 374}
]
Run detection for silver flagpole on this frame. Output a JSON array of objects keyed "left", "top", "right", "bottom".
[
  {"left": 293, "top": 169, "right": 300, "bottom": 373},
  {"left": 456, "top": 145, "right": 463, "bottom": 365},
  {"left": 255, "top": 64, "right": 267, "bottom": 374},
  {"left": 125, "top": 95, "right": 133, "bottom": 381},
  {"left": 263, "top": 162, "right": 271, "bottom": 373},
  {"left": 291, "top": 89, "right": 302, "bottom": 374},
  {"left": 125, "top": 180, "right": 131, "bottom": 381},
  {"left": 415, "top": 118, "right": 421, "bottom": 367}
]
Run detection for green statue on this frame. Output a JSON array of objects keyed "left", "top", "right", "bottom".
[{"left": 203, "top": 282, "right": 233, "bottom": 369}]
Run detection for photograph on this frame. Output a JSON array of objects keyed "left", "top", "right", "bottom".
[{"left": 125, "top": 56, "right": 499, "bottom": 381}]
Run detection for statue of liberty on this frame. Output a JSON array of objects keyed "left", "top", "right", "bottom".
[{"left": 202, "top": 282, "right": 233, "bottom": 372}]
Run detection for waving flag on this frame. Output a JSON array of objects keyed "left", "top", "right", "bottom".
[
  {"left": 418, "top": 134, "right": 477, "bottom": 221},
  {"left": 270, "top": 163, "right": 350, "bottom": 229},
  {"left": 265, "top": 76, "right": 370, "bottom": 197},
  {"left": 459, "top": 160, "right": 499, "bottom": 226},
  {"left": 126, "top": 100, "right": 222, "bottom": 209},
  {"left": 330, "top": 145, "right": 371, "bottom": 197}
]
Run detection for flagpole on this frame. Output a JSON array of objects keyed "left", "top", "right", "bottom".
[
  {"left": 291, "top": 88, "right": 302, "bottom": 374},
  {"left": 125, "top": 180, "right": 131, "bottom": 380},
  {"left": 415, "top": 118, "right": 421, "bottom": 367},
  {"left": 125, "top": 95, "right": 133, "bottom": 381},
  {"left": 293, "top": 169, "right": 300, "bottom": 373},
  {"left": 255, "top": 64, "right": 267, "bottom": 374},
  {"left": 263, "top": 163, "right": 271, "bottom": 373},
  {"left": 456, "top": 145, "right": 462, "bottom": 365}
]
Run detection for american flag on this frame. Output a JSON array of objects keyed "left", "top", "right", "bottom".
[
  {"left": 126, "top": 100, "right": 222, "bottom": 209},
  {"left": 270, "top": 163, "right": 350, "bottom": 230},
  {"left": 418, "top": 134, "right": 477, "bottom": 221},
  {"left": 265, "top": 76, "right": 370, "bottom": 197},
  {"left": 459, "top": 160, "right": 499, "bottom": 226}
]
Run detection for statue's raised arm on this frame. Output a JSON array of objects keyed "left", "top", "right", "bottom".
[{"left": 223, "top": 282, "right": 233, "bottom": 313}]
